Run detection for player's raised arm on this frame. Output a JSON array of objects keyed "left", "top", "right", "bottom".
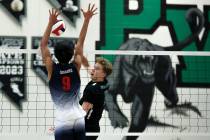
[
  {"left": 74, "top": 3, "right": 97, "bottom": 71},
  {"left": 40, "top": 9, "right": 60, "bottom": 79}
]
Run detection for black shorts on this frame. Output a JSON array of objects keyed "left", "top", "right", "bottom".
[
  {"left": 85, "top": 123, "right": 100, "bottom": 140},
  {"left": 85, "top": 124, "right": 100, "bottom": 133}
]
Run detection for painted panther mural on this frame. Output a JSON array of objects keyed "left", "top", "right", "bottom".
[{"left": 105, "top": 8, "right": 204, "bottom": 140}]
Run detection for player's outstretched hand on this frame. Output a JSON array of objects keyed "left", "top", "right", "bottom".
[
  {"left": 48, "top": 8, "right": 61, "bottom": 25},
  {"left": 81, "top": 3, "right": 97, "bottom": 21}
]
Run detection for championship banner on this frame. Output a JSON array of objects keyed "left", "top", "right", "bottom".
[
  {"left": 0, "top": 36, "right": 26, "bottom": 110},
  {"left": 0, "top": 0, "right": 26, "bottom": 23},
  {"left": 31, "top": 37, "right": 77, "bottom": 84},
  {"left": 47, "top": 0, "right": 79, "bottom": 24}
]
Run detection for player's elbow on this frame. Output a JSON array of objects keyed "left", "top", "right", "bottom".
[
  {"left": 75, "top": 43, "right": 84, "bottom": 53},
  {"left": 40, "top": 39, "right": 48, "bottom": 48}
]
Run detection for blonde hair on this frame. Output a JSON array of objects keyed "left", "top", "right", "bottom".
[{"left": 96, "top": 57, "right": 112, "bottom": 76}]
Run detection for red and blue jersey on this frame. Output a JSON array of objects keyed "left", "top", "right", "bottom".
[{"left": 49, "top": 62, "right": 85, "bottom": 123}]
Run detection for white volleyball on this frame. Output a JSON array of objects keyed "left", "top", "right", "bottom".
[{"left": 51, "top": 20, "right": 66, "bottom": 36}]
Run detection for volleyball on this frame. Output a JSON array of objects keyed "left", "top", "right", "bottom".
[{"left": 51, "top": 20, "right": 66, "bottom": 36}]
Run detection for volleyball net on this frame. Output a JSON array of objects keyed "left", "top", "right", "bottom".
[{"left": 0, "top": 47, "right": 210, "bottom": 136}]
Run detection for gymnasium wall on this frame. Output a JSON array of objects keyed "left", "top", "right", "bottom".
[{"left": 1, "top": 0, "right": 210, "bottom": 140}]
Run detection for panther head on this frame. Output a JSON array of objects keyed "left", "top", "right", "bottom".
[{"left": 120, "top": 38, "right": 160, "bottom": 84}]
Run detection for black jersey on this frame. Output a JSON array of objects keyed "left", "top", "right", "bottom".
[
  {"left": 49, "top": 62, "right": 85, "bottom": 122},
  {"left": 80, "top": 79, "right": 109, "bottom": 124}
]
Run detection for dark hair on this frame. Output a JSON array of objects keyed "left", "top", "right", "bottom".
[{"left": 54, "top": 41, "right": 74, "bottom": 64}]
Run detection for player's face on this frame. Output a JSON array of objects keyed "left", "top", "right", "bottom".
[{"left": 90, "top": 63, "right": 106, "bottom": 81}]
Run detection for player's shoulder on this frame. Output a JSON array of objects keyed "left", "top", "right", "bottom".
[
  {"left": 84, "top": 82, "right": 99, "bottom": 93},
  {"left": 98, "top": 79, "right": 109, "bottom": 90}
]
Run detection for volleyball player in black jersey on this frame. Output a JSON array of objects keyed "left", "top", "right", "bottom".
[
  {"left": 40, "top": 4, "right": 97, "bottom": 140},
  {"left": 80, "top": 57, "right": 112, "bottom": 140}
]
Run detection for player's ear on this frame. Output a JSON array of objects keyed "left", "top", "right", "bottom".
[{"left": 103, "top": 73, "right": 106, "bottom": 78}]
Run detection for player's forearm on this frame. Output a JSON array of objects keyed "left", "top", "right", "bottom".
[
  {"left": 82, "top": 55, "right": 90, "bottom": 68},
  {"left": 76, "top": 18, "right": 90, "bottom": 51},
  {"left": 40, "top": 23, "right": 53, "bottom": 59},
  {"left": 41, "top": 22, "right": 53, "bottom": 47}
]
